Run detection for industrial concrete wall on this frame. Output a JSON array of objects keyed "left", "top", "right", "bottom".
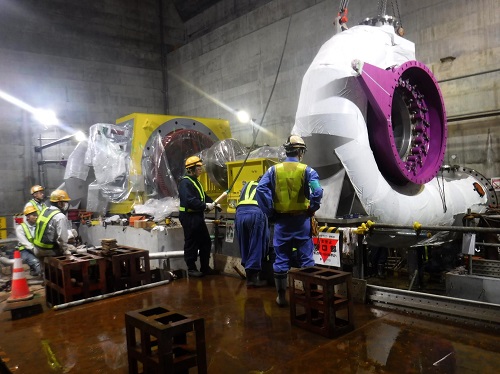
[
  {"left": 0, "top": 0, "right": 165, "bottom": 222},
  {"left": 167, "top": 0, "right": 500, "bottom": 176}
]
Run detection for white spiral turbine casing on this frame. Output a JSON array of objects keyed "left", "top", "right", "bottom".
[{"left": 293, "top": 25, "right": 488, "bottom": 226}]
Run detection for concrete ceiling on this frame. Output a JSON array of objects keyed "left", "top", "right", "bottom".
[{"left": 172, "top": 0, "right": 223, "bottom": 22}]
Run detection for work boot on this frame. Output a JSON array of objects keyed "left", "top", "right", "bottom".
[
  {"left": 246, "top": 269, "right": 267, "bottom": 288},
  {"left": 188, "top": 269, "right": 204, "bottom": 278},
  {"left": 274, "top": 272, "right": 288, "bottom": 307},
  {"left": 201, "top": 267, "right": 219, "bottom": 276}
]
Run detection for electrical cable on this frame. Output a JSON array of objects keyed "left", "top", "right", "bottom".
[
  {"left": 436, "top": 171, "right": 447, "bottom": 213},
  {"left": 225, "top": 15, "right": 293, "bottom": 195}
]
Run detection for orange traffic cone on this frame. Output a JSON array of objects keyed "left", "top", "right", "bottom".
[{"left": 7, "top": 250, "right": 34, "bottom": 302}]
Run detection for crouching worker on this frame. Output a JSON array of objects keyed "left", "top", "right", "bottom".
[
  {"left": 15, "top": 206, "right": 42, "bottom": 277},
  {"left": 34, "top": 189, "right": 73, "bottom": 258}
]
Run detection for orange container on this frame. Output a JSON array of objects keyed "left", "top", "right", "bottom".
[{"left": 129, "top": 216, "right": 146, "bottom": 227}]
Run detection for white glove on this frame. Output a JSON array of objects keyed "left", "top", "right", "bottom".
[{"left": 205, "top": 202, "right": 215, "bottom": 211}]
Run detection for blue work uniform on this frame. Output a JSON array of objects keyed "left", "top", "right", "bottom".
[
  {"left": 178, "top": 175, "right": 214, "bottom": 272},
  {"left": 235, "top": 181, "right": 269, "bottom": 271},
  {"left": 256, "top": 157, "right": 323, "bottom": 273}
]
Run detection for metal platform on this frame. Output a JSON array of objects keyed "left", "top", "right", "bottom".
[{"left": 367, "top": 284, "right": 500, "bottom": 331}]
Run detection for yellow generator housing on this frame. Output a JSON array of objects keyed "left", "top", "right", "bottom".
[
  {"left": 109, "top": 113, "right": 231, "bottom": 214},
  {"left": 225, "top": 158, "right": 278, "bottom": 213}
]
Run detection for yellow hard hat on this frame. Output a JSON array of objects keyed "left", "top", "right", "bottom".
[
  {"left": 284, "top": 135, "right": 307, "bottom": 151},
  {"left": 23, "top": 206, "right": 38, "bottom": 216},
  {"left": 30, "top": 185, "right": 44, "bottom": 194},
  {"left": 185, "top": 156, "right": 203, "bottom": 168},
  {"left": 50, "top": 189, "right": 71, "bottom": 202}
]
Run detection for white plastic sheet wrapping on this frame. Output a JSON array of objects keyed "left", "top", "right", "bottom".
[
  {"left": 204, "top": 138, "right": 246, "bottom": 189},
  {"left": 247, "top": 145, "right": 285, "bottom": 161},
  {"left": 142, "top": 130, "right": 178, "bottom": 198},
  {"left": 84, "top": 123, "right": 134, "bottom": 203},
  {"left": 133, "top": 197, "right": 180, "bottom": 222},
  {"left": 64, "top": 141, "right": 90, "bottom": 181},
  {"left": 293, "top": 25, "right": 488, "bottom": 225}
]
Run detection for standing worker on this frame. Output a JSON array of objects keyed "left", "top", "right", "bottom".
[
  {"left": 257, "top": 135, "right": 323, "bottom": 306},
  {"left": 15, "top": 206, "right": 42, "bottom": 277},
  {"left": 25, "top": 185, "right": 47, "bottom": 215},
  {"left": 235, "top": 177, "right": 269, "bottom": 288},
  {"left": 33, "top": 189, "right": 73, "bottom": 257},
  {"left": 178, "top": 156, "right": 219, "bottom": 278}
]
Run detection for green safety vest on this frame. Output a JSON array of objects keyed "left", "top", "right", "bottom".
[
  {"left": 179, "top": 176, "right": 206, "bottom": 212},
  {"left": 17, "top": 223, "right": 34, "bottom": 251},
  {"left": 274, "top": 162, "right": 309, "bottom": 213},
  {"left": 34, "top": 207, "right": 60, "bottom": 249},
  {"left": 237, "top": 181, "right": 259, "bottom": 206},
  {"left": 28, "top": 199, "right": 42, "bottom": 214}
]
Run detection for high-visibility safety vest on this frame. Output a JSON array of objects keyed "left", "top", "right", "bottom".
[
  {"left": 17, "top": 223, "right": 34, "bottom": 251},
  {"left": 273, "top": 162, "right": 309, "bottom": 213},
  {"left": 34, "top": 208, "right": 60, "bottom": 249},
  {"left": 179, "top": 176, "right": 206, "bottom": 212},
  {"left": 28, "top": 199, "right": 43, "bottom": 214},
  {"left": 237, "top": 181, "right": 259, "bottom": 207}
]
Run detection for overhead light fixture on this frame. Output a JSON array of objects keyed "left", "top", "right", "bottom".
[
  {"left": 440, "top": 56, "right": 456, "bottom": 63},
  {"left": 236, "top": 110, "right": 251, "bottom": 124},
  {"left": 74, "top": 131, "right": 86, "bottom": 142}
]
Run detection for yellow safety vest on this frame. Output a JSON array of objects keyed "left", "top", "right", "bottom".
[
  {"left": 17, "top": 223, "right": 34, "bottom": 251},
  {"left": 179, "top": 176, "right": 206, "bottom": 212},
  {"left": 274, "top": 162, "right": 309, "bottom": 213},
  {"left": 29, "top": 199, "right": 42, "bottom": 214},
  {"left": 237, "top": 181, "right": 259, "bottom": 206},
  {"left": 34, "top": 208, "right": 59, "bottom": 249}
]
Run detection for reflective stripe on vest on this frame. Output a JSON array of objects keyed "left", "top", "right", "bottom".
[
  {"left": 179, "top": 176, "right": 205, "bottom": 212},
  {"left": 273, "top": 162, "right": 309, "bottom": 213},
  {"left": 34, "top": 208, "right": 59, "bottom": 249},
  {"left": 29, "top": 199, "right": 42, "bottom": 214},
  {"left": 17, "top": 223, "right": 34, "bottom": 251},
  {"left": 237, "top": 181, "right": 259, "bottom": 206}
]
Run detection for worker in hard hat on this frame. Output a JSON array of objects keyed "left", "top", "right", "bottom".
[
  {"left": 14, "top": 206, "right": 42, "bottom": 277},
  {"left": 178, "top": 156, "right": 219, "bottom": 278},
  {"left": 24, "top": 185, "right": 47, "bottom": 215},
  {"left": 33, "top": 189, "right": 73, "bottom": 257},
  {"left": 256, "top": 135, "right": 323, "bottom": 306},
  {"left": 235, "top": 176, "right": 269, "bottom": 288}
]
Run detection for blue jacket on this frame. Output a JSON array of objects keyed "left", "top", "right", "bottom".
[{"left": 256, "top": 157, "right": 323, "bottom": 245}]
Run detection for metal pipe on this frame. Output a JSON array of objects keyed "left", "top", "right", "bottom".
[
  {"left": 34, "top": 134, "right": 75, "bottom": 152},
  {"left": 0, "top": 256, "right": 14, "bottom": 265},
  {"left": 148, "top": 251, "right": 184, "bottom": 259},
  {"left": 37, "top": 160, "right": 68, "bottom": 166},
  {"left": 476, "top": 242, "right": 500, "bottom": 247},
  {"left": 368, "top": 223, "right": 500, "bottom": 234},
  {"left": 53, "top": 280, "right": 170, "bottom": 310}
]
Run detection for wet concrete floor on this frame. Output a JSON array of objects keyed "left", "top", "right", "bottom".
[{"left": 1, "top": 274, "right": 499, "bottom": 373}]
